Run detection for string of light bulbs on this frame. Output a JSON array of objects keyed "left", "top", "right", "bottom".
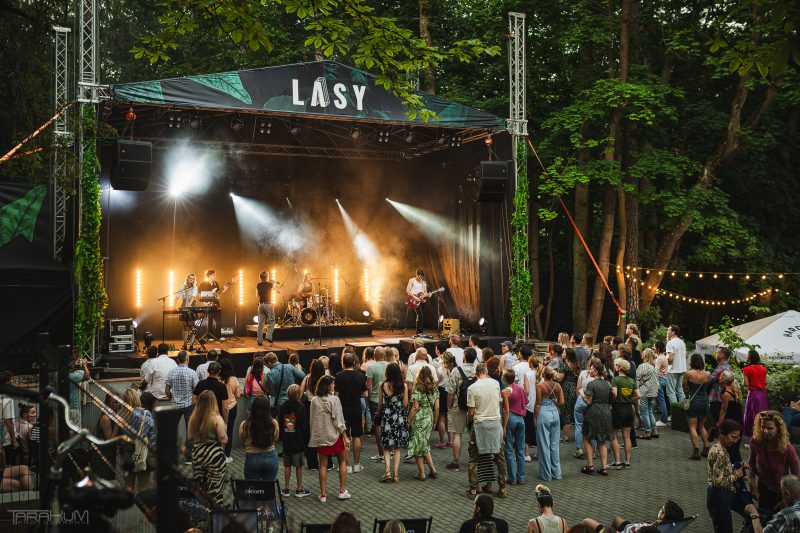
[
  {"left": 652, "top": 287, "right": 789, "bottom": 307},
  {"left": 615, "top": 264, "right": 794, "bottom": 280}
]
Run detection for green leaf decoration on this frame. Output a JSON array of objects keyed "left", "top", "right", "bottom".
[
  {"left": 189, "top": 72, "right": 252, "bottom": 104},
  {"left": 0, "top": 185, "right": 46, "bottom": 247}
]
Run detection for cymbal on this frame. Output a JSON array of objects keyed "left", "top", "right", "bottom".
[{"left": 311, "top": 277, "right": 330, "bottom": 280}]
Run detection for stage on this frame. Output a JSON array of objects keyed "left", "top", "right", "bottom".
[{"left": 98, "top": 328, "right": 512, "bottom": 378}]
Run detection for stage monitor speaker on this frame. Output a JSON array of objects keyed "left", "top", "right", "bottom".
[
  {"left": 477, "top": 160, "right": 511, "bottom": 202},
  {"left": 111, "top": 140, "right": 152, "bottom": 191}
]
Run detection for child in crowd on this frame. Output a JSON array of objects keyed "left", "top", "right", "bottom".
[{"left": 278, "top": 384, "right": 311, "bottom": 497}]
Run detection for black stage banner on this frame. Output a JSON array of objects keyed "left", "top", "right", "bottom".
[
  {"left": 0, "top": 182, "right": 73, "bottom": 358},
  {"left": 112, "top": 60, "right": 506, "bottom": 130}
]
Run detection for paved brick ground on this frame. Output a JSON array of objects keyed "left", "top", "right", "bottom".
[{"left": 222, "top": 425, "right": 743, "bottom": 532}]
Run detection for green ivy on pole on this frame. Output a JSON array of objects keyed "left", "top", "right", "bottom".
[
  {"left": 510, "top": 138, "right": 532, "bottom": 339},
  {"left": 74, "top": 106, "right": 107, "bottom": 352}
]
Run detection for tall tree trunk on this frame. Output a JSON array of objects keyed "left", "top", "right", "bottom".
[
  {"left": 586, "top": 185, "right": 618, "bottom": 339},
  {"left": 572, "top": 183, "right": 589, "bottom": 333},
  {"left": 418, "top": 0, "right": 436, "bottom": 94},
  {"left": 544, "top": 226, "right": 555, "bottom": 338}
]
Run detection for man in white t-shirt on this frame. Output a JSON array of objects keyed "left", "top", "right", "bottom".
[
  {"left": 194, "top": 349, "right": 218, "bottom": 381},
  {"left": 513, "top": 345, "right": 532, "bottom": 385},
  {"left": 465, "top": 363, "right": 507, "bottom": 496},
  {"left": 449, "top": 335, "right": 465, "bottom": 367},
  {"left": 666, "top": 324, "right": 687, "bottom": 404},
  {"left": 468, "top": 335, "right": 484, "bottom": 362},
  {"left": 142, "top": 343, "right": 178, "bottom": 399}
]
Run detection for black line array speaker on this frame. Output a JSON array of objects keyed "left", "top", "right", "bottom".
[
  {"left": 477, "top": 160, "right": 511, "bottom": 202},
  {"left": 111, "top": 140, "right": 152, "bottom": 191}
]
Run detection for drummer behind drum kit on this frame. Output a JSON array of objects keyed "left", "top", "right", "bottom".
[{"left": 281, "top": 280, "right": 344, "bottom": 326}]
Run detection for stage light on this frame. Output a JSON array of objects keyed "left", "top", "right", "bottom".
[
  {"left": 362, "top": 310, "right": 371, "bottom": 318},
  {"left": 230, "top": 116, "right": 244, "bottom": 132},
  {"left": 229, "top": 192, "right": 235, "bottom": 197},
  {"left": 351, "top": 128, "right": 361, "bottom": 140},
  {"left": 438, "top": 315, "right": 444, "bottom": 323},
  {"left": 135, "top": 268, "right": 142, "bottom": 309},
  {"left": 143, "top": 331, "right": 154, "bottom": 348},
  {"left": 253, "top": 315, "right": 259, "bottom": 324},
  {"left": 239, "top": 269, "right": 244, "bottom": 306},
  {"left": 258, "top": 120, "right": 271, "bottom": 134},
  {"left": 289, "top": 124, "right": 302, "bottom": 136},
  {"left": 378, "top": 129, "right": 390, "bottom": 143},
  {"left": 190, "top": 113, "right": 201, "bottom": 129},
  {"left": 334, "top": 268, "right": 340, "bottom": 304},
  {"left": 479, "top": 318, "right": 487, "bottom": 333},
  {"left": 168, "top": 270, "right": 175, "bottom": 308},
  {"left": 405, "top": 131, "right": 415, "bottom": 143},
  {"left": 479, "top": 317, "right": 486, "bottom": 326},
  {"left": 132, "top": 320, "right": 139, "bottom": 329}
]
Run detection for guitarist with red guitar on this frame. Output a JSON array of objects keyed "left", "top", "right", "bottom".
[{"left": 405, "top": 269, "right": 444, "bottom": 335}]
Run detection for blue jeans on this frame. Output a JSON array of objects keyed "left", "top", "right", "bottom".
[
  {"left": 504, "top": 413, "right": 526, "bottom": 482},
  {"left": 178, "top": 404, "right": 194, "bottom": 459},
  {"left": 667, "top": 373, "right": 685, "bottom": 404},
  {"left": 257, "top": 303, "right": 275, "bottom": 343},
  {"left": 574, "top": 395, "right": 586, "bottom": 446},
  {"left": 244, "top": 449, "right": 279, "bottom": 481},
  {"left": 656, "top": 377, "right": 669, "bottom": 423},
  {"left": 536, "top": 402, "right": 561, "bottom": 481},
  {"left": 706, "top": 486, "right": 747, "bottom": 533},
  {"left": 782, "top": 407, "right": 800, "bottom": 430},
  {"left": 225, "top": 404, "right": 237, "bottom": 457},
  {"left": 639, "top": 398, "right": 656, "bottom": 433}
]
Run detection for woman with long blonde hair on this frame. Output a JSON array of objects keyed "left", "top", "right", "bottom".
[
  {"left": 747, "top": 410, "right": 800, "bottom": 518},
  {"left": 188, "top": 390, "right": 228, "bottom": 506},
  {"left": 407, "top": 365, "right": 439, "bottom": 480},
  {"left": 556, "top": 332, "right": 570, "bottom": 349}
]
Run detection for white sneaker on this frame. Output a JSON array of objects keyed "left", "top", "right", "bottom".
[
  {"left": 319, "top": 494, "right": 327, "bottom": 503},
  {"left": 369, "top": 455, "right": 382, "bottom": 462},
  {"left": 351, "top": 464, "right": 364, "bottom": 473},
  {"left": 346, "top": 465, "right": 353, "bottom": 473},
  {"left": 225, "top": 456, "right": 233, "bottom": 464},
  {"left": 524, "top": 455, "right": 532, "bottom": 462},
  {"left": 338, "top": 489, "right": 352, "bottom": 500},
  {"left": 656, "top": 421, "right": 668, "bottom": 427},
  {"left": 668, "top": 416, "right": 672, "bottom": 422}
]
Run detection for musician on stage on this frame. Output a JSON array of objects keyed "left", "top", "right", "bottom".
[
  {"left": 257, "top": 271, "right": 280, "bottom": 345},
  {"left": 406, "top": 269, "right": 428, "bottom": 335},
  {"left": 177, "top": 273, "right": 198, "bottom": 344},
  {"left": 198, "top": 269, "right": 229, "bottom": 338},
  {"left": 297, "top": 271, "right": 312, "bottom": 301}
]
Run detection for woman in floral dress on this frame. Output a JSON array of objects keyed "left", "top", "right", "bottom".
[
  {"left": 378, "top": 362, "right": 409, "bottom": 483},
  {"left": 408, "top": 366, "right": 440, "bottom": 480}
]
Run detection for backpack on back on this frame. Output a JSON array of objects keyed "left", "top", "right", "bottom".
[{"left": 456, "top": 367, "right": 476, "bottom": 411}]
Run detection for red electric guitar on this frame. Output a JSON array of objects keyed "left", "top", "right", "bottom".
[{"left": 405, "top": 287, "right": 445, "bottom": 309}]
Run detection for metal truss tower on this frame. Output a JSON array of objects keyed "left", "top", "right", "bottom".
[
  {"left": 507, "top": 12, "right": 530, "bottom": 340},
  {"left": 52, "top": 26, "right": 72, "bottom": 262}
]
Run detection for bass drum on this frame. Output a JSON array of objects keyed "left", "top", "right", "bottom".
[{"left": 300, "top": 307, "right": 318, "bottom": 325}]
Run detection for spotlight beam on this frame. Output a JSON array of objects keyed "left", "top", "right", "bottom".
[
  {"left": 336, "top": 201, "right": 378, "bottom": 263},
  {"left": 387, "top": 199, "right": 458, "bottom": 242}
]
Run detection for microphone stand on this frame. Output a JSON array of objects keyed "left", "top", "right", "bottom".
[
  {"left": 227, "top": 286, "right": 244, "bottom": 343},
  {"left": 316, "top": 282, "right": 326, "bottom": 347},
  {"left": 156, "top": 294, "right": 170, "bottom": 343}
]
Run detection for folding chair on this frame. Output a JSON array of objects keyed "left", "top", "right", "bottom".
[
  {"left": 654, "top": 513, "right": 699, "bottom": 533},
  {"left": 231, "top": 478, "right": 289, "bottom": 532},
  {"left": 210, "top": 509, "right": 260, "bottom": 533},
  {"left": 373, "top": 517, "right": 433, "bottom": 533}
]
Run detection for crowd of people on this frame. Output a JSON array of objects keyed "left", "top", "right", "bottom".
[{"left": 5, "top": 324, "right": 800, "bottom": 533}]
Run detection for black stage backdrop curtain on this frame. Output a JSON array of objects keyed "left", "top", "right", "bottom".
[{"left": 0, "top": 182, "right": 73, "bottom": 359}]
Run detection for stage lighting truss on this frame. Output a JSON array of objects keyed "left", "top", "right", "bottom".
[{"left": 377, "top": 129, "right": 391, "bottom": 143}]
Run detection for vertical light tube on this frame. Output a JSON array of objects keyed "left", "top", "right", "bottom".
[
  {"left": 168, "top": 270, "right": 175, "bottom": 308},
  {"left": 238, "top": 269, "right": 244, "bottom": 306},
  {"left": 135, "top": 269, "right": 142, "bottom": 309},
  {"left": 271, "top": 269, "right": 277, "bottom": 305},
  {"left": 334, "top": 268, "right": 340, "bottom": 304},
  {"left": 363, "top": 268, "right": 370, "bottom": 304}
]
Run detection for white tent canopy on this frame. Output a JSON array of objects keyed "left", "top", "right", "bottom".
[{"left": 695, "top": 310, "right": 800, "bottom": 365}]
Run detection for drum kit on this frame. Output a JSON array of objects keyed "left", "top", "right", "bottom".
[{"left": 281, "top": 279, "right": 343, "bottom": 326}]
